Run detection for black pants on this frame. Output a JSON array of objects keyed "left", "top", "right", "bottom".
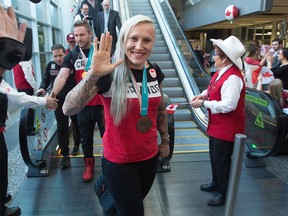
[
  {"left": 77, "top": 105, "right": 104, "bottom": 158},
  {"left": 0, "top": 132, "right": 8, "bottom": 214},
  {"left": 54, "top": 98, "right": 80, "bottom": 156},
  {"left": 102, "top": 155, "right": 158, "bottom": 216},
  {"left": 209, "top": 136, "right": 234, "bottom": 197}
]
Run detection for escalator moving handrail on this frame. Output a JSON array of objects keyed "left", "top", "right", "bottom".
[
  {"left": 160, "top": 0, "right": 210, "bottom": 78},
  {"left": 19, "top": 108, "right": 45, "bottom": 168},
  {"left": 19, "top": 88, "right": 54, "bottom": 168},
  {"left": 246, "top": 88, "right": 287, "bottom": 158},
  {"left": 150, "top": 0, "right": 200, "bottom": 97},
  {"left": 150, "top": 0, "right": 208, "bottom": 131}
]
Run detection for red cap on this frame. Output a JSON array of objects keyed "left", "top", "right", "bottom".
[{"left": 66, "top": 33, "right": 75, "bottom": 42}]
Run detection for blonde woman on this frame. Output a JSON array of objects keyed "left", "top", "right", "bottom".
[{"left": 63, "top": 15, "right": 169, "bottom": 215}]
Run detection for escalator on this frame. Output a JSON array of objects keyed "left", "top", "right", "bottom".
[
  {"left": 19, "top": 105, "right": 58, "bottom": 177},
  {"left": 19, "top": 0, "right": 287, "bottom": 176},
  {"left": 245, "top": 88, "right": 288, "bottom": 157},
  {"left": 129, "top": 0, "right": 209, "bottom": 156},
  {"left": 126, "top": 0, "right": 288, "bottom": 157}
]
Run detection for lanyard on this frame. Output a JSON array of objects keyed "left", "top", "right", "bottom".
[
  {"left": 85, "top": 46, "right": 94, "bottom": 72},
  {"left": 130, "top": 67, "right": 148, "bottom": 116}
]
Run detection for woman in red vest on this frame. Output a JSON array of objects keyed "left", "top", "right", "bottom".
[{"left": 191, "top": 36, "right": 246, "bottom": 207}]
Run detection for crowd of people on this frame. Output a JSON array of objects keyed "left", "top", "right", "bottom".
[
  {"left": 203, "top": 36, "right": 288, "bottom": 110},
  {"left": 243, "top": 39, "right": 288, "bottom": 109},
  {"left": 1, "top": 0, "right": 122, "bottom": 215},
  {"left": 1, "top": 1, "right": 169, "bottom": 216},
  {"left": 1, "top": 0, "right": 287, "bottom": 215}
]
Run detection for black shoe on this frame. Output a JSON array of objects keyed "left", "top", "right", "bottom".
[
  {"left": 4, "top": 206, "right": 21, "bottom": 216},
  {"left": 207, "top": 194, "right": 225, "bottom": 207},
  {"left": 72, "top": 146, "right": 79, "bottom": 156},
  {"left": 200, "top": 183, "right": 217, "bottom": 192},
  {"left": 60, "top": 156, "right": 71, "bottom": 167},
  {"left": 5, "top": 194, "right": 12, "bottom": 204}
]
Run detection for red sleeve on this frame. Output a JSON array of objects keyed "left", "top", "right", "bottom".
[{"left": 245, "top": 57, "right": 260, "bottom": 66}]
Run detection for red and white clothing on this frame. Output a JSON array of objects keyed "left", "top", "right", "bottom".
[
  {"left": 201, "top": 64, "right": 245, "bottom": 141},
  {"left": 244, "top": 57, "right": 261, "bottom": 88},
  {"left": 97, "top": 64, "right": 165, "bottom": 164},
  {"left": 0, "top": 78, "right": 45, "bottom": 108},
  {"left": 13, "top": 61, "right": 37, "bottom": 92}
]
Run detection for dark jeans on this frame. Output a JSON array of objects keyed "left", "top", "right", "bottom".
[
  {"left": 54, "top": 98, "right": 80, "bottom": 156},
  {"left": 77, "top": 105, "right": 105, "bottom": 158},
  {"left": 102, "top": 154, "right": 158, "bottom": 216},
  {"left": 209, "top": 136, "right": 234, "bottom": 197},
  {"left": 71, "top": 115, "right": 81, "bottom": 147},
  {"left": 0, "top": 132, "right": 8, "bottom": 214}
]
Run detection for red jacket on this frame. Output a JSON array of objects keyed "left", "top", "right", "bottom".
[{"left": 13, "top": 64, "right": 33, "bottom": 89}]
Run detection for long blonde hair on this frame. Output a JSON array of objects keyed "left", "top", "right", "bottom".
[
  {"left": 111, "top": 15, "right": 154, "bottom": 125},
  {"left": 269, "top": 78, "right": 283, "bottom": 104}
]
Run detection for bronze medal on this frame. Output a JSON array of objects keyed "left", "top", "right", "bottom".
[{"left": 137, "top": 116, "right": 152, "bottom": 133}]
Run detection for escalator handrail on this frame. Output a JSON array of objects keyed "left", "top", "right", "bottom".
[
  {"left": 19, "top": 88, "right": 56, "bottom": 168},
  {"left": 150, "top": 0, "right": 200, "bottom": 96},
  {"left": 245, "top": 88, "right": 288, "bottom": 158},
  {"left": 116, "top": 0, "right": 131, "bottom": 22},
  {"left": 150, "top": 0, "right": 208, "bottom": 131},
  {"left": 160, "top": 0, "right": 210, "bottom": 78},
  {"left": 19, "top": 107, "right": 41, "bottom": 168}
]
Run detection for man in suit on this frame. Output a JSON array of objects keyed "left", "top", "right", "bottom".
[
  {"left": 270, "top": 38, "right": 282, "bottom": 70},
  {"left": 263, "top": 38, "right": 283, "bottom": 72},
  {"left": 95, "top": 0, "right": 122, "bottom": 55},
  {"left": 78, "top": 0, "right": 103, "bottom": 36}
]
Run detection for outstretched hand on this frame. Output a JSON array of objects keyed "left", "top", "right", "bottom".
[
  {"left": 89, "top": 32, "right": 123, "bottom": 76},
  {"left": 0, "top": 6, "right": 27, "bottom": 42},
  {"left": 45, "top": 92, "right": 58, "bottom": 110}
]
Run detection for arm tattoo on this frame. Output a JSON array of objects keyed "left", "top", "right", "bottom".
[
  {"left": 157, "top": 90, "right": 169, "bottom": 144},
  {"left": 63, "top": 73, "right": 101, "bottom": 116}
]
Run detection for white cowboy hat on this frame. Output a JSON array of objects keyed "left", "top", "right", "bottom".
[{"left": 210, "top": 35, "right": 246, "bottom": 70}]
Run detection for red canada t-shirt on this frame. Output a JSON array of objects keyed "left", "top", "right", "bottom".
[{"left": 98, "top": 64, "right": 164, "bottom": 164}]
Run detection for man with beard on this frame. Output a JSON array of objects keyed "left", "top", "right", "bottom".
[{"left": 51, "top": 21, "right": 105, "bottom": 182}]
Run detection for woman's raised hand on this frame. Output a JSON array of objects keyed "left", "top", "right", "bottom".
[{"left": 90, "top": 32, "right": 123, "bottom": 76}]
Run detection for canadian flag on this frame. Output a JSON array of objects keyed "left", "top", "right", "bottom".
[
  {"left": 166, "top": 103, "right": 180, "bottom": 114},
  {"left": 252, "top": 66, "right": 274, "bottom": 85}
]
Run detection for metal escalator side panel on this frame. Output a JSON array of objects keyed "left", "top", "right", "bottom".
[{"left": 245, "top": 88, "right": 285, "bottom": 158}]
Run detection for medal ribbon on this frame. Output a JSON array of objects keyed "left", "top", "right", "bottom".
[
  {"left": 130, "top": 67, "right": 148, "bottom": 117},
  {"left": 85, "top": 45, "right": 94, "bottom": 72},
  {"left": 80, "top": 45, "right": 94, "bottom": 78}
]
